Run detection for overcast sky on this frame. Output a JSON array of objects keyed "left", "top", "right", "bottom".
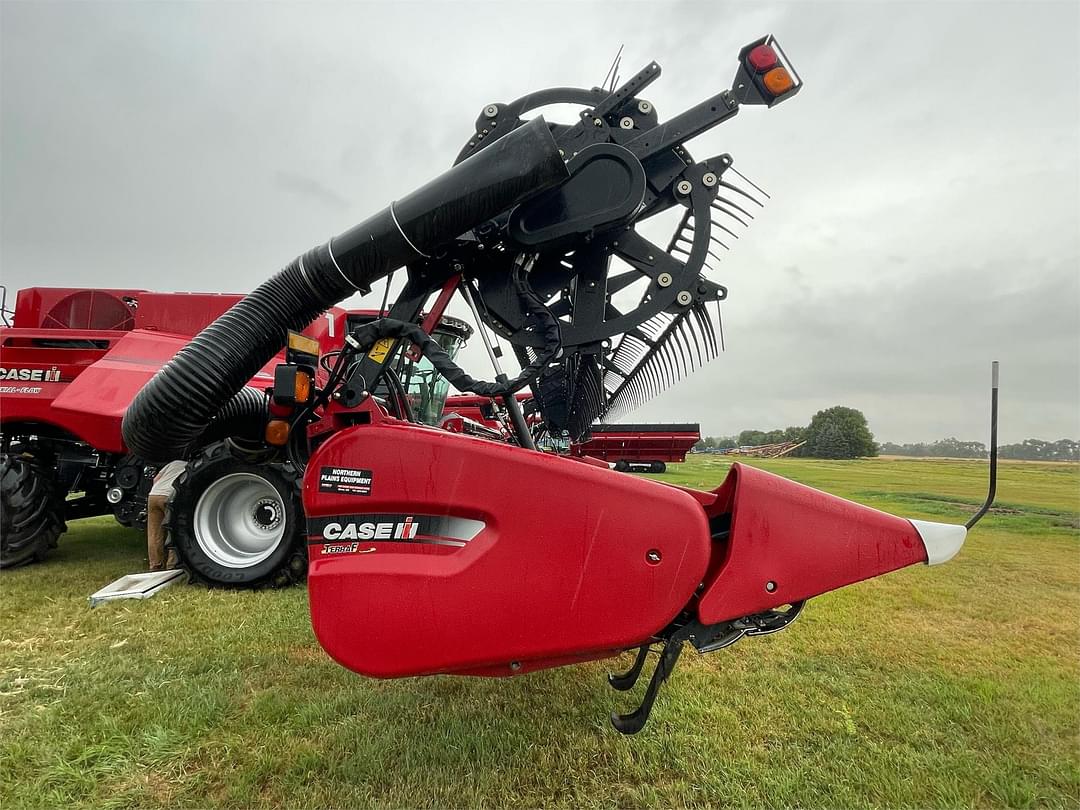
[{"left": 2, "top": 1, "right": 1077, "bottom": 443}]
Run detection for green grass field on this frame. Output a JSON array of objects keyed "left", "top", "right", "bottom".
[{"left": 1, "top": 456, "right": 1077, "bottom": 808}]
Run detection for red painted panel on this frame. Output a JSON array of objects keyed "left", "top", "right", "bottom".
[
  {"left": 133, "top": 292, "right": 244, "bottom": 334},
  {"left": 13, "top": 288, "right": 144, "bottom": 329},
  {"left": 304, "top": 421, "right": 711, "bottom": 678},
  {"left": 697, "top": 463, "right": 927, "bottom": 624},
  {"left": 46, "top": 331, "right": 197, "bottom": 451}
]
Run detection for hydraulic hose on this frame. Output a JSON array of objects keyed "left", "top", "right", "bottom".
[
  {"left": 346, "top": 268, "right": 561, "bottom": 398},
  {"left": 123, "top": 118, "right": 567, "bottom": 463}
]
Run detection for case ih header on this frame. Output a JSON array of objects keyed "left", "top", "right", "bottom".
[{"left": 8, "top": 38, "right": 998, "bottom": 733}]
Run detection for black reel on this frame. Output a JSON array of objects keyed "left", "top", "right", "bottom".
[
  {"left": 337, "top": 40, "right": 800, "bottom": 449},
  {"left": 452, "top": 63, "right": 769, "bottom": 440}
]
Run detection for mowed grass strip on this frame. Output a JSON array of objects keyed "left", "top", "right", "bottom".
[{"left": 1, "top": 457, "right": 1077, "bottom": 808}]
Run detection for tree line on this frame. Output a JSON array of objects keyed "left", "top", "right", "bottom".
[
  {"left": 694, "top": 408, "right": 1079, "bottom": 461},
  {"left": 880, "top": 437, "right": 1079, "bottom": 461}
]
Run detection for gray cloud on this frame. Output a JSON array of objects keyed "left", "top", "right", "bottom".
[{"left": 2, "top": 0, "right": 1077, "bottom": 443}]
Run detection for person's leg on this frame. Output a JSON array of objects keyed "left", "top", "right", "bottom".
[{"left": 147, "top": 495, "right": 168, "bottom": 570}]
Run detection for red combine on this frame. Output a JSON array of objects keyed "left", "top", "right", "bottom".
[
  {"left": 80, "top": 36, "right": 1002, "bottom": 734},
  {"left": 0, "top": 287, "right": 469, "bottom": 587}
]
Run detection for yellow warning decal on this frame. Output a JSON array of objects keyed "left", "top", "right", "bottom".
[
  {"left": 367, "top": 338, "right": 395, "bottom": 363},
  {"left": 287, "top": 331, "right": 321, "bottom": 357}
]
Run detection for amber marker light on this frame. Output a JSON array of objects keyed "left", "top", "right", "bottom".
[
  {"left": 763, "top": 67, "right": 795, "bottom": 96},
  {"left": 294, "top": 371, "right": 312, "bottom": 404},
  {"left": 265, "top": 419, "right": 290, "bottom": 446}
]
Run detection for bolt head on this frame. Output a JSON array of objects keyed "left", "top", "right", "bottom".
[
  {"left": 676, "top": 180, "right": 692, "bottom": 195},
  {"left": 619, "top": 116, "right": 634, "bottom": 129},
  {"left": 765, "top": 580, "right": 777, "bottom": 593},
  {"left": 638, "top": 100, "right": 652, "bottom": 114},
  {"left": 702, "top": 172, "right": 718, "bottom": 187},
  {"left": 657, "top": 272, "right": 673, "bottom": 287},
  {"left": 484, "top": 104, "right": 498, "bottom": 117},
  {"left": 593, "top": 117, "right": 603, "bottom": 127},
  {"left": 677, "top": 291, "right": 692, "bottom": 306},
  {"left": 646, "top": 549, "right": 662, "bottom": 565}
]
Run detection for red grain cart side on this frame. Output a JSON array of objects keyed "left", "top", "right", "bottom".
[{"left": 571, "top": 423, "right": 701, "bottom": 473}]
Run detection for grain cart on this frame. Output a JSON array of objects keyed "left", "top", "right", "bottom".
[
  {"left": 124, "top": 36, "right": 998, "bottom": 733},
  {"left": 441, "top": 394, "right": 698, "bottom": 472},
  {"left": 573, "top": 423, "right": 701, "bottom": 472}
]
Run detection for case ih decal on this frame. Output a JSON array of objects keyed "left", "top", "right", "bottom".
[
  {"left": 0, "top": 366, "right": 61, "bottom": 382},
  {"left": 307, "top": 514, "right": 485, "bottom": 550}
]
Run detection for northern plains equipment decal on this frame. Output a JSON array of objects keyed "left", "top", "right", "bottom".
[
  {"left": 318, "top": 466, "right": 373, "bottom": 496},
  {"left": 308, "top": 514, "right": 485, "bottom": 552}
]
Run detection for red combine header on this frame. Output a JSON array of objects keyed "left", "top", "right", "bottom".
[{"left": 5, "top": 36, "right": 1000, "bottom": 735}]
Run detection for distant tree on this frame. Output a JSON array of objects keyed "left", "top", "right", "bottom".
[
  {"left": 737, "top": 429, "right": 768, "bottom": 447},
  {"left": 803, "top": 406, "right": 877, "bottom": 459},
  {"left": 878, "top": 441, "right": 908, "bottom": 456},
  {"left": 1053, "top": 439, "right": 1080, "bottom": 461},
  {"left": 783, "top": 425, "right": 808, "bottom": 456},
  {"left": 783, "top": 426, "right": 807, "bottom": 443},
  {"left": 702, "top": 436, "right": 717, "bottom": 449},
  {"left": 999, "top": 438, "right": 1079, "bottom": 461},
  {"left": 714, "top": 435, "right": 738, "bottom": 450},
  {"left": 762, "top": 429, "right": 786, "bottom": 445}
]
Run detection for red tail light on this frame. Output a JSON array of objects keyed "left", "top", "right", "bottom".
[{"left": 747, "top": 44, "right": 778, "bottom": 72}]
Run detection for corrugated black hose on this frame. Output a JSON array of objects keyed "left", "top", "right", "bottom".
[{"left": 122, "top": 118, "right": 567, "bottom": 463}]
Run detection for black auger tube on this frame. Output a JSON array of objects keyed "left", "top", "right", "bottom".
[
  {"left": 123, "top": 118, "right": 567, "bottom": 463},
  {"left": 200, "top": 387, "right": 268, "bottom": 444}
]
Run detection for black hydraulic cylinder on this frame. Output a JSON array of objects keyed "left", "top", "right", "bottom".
[{"left": 123, "top": 118, "right": 567, "bottom": 463}]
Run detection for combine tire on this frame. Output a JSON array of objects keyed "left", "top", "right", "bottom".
[
  {"left": 0, "top": 454, "right": 66, "bottom": 568},
  {"left": 166, "top": 442, "right": 306, "bottom": 589},
  {"left": 649, "top": 461, "right": 667, "bottom": 474}
]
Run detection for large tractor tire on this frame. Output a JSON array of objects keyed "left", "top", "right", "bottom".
[
  {"left": 0, "top": 454, "right": 67, "bottom": 569},
  {"left": 166, "top": 442, "right": 306, "bottom": 589}
]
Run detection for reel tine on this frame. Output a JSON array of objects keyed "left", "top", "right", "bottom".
[
  {"left": 709, "top": 233, "right": 731, "bottom": 251},
  {"left": 712, "top": 197, "right": 755, "bottom": 222},
  {"left": 710, "top": 216, "right": 741, "bottom": 241},
  {"left": 728, "top": 165, "right": 770, "bottom": 200},
  {"left": 691, "top": 301, "right": 718, "bottom": 358},
  {"left": 719, "top": 178, "right": 766, "bottom": 208}
]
